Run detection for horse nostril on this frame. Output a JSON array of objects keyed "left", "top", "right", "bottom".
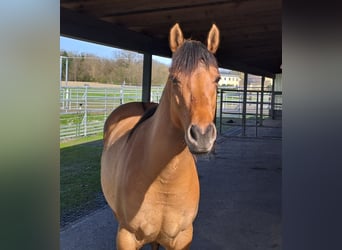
[
  {"left": 206, "top": 123, "right": 216, "bottom": 137},
  {"left": 190, "top": 125, "right": 198, "bottom": 140},
  {"left": 186, "top": 123, "right": 217, "bottom": 153},
  {"left": 189, "top": 124, "right": 215, "bottom": 140}
]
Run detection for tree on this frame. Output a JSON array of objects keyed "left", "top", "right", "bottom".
[
  {"left": 60, "top": 50, "right": 170, "bottom": 85},
  {"left": 152, "top": 61, "right": 169, "bottom": 85}
]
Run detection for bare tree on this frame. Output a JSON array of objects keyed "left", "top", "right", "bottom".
[{"left": 60, "top": 50, "right": 169, "bottom": 85}]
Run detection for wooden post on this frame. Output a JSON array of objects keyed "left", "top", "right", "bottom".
[{"left": 142, "top": 53, "right": 152, "bottom": 102}]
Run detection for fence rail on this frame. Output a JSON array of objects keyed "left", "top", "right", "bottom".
[
  {"left": 60, "top": 85, "right": 282, "bottom": 140},
  {"left": 217, "top": 88, "right": 282, "bottom": 137},
  {"left": 60, "top": 85, "right": 163, "bottom": 140}
]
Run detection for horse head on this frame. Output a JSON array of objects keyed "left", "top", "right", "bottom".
[{"left": 168, "top": 23, "right": 220, "bottom": 154}]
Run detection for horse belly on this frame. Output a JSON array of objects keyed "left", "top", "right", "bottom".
[{"left": 101, "top": 137, "right": 132, "bottom": 218}]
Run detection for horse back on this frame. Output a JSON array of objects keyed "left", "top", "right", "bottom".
[{"left": 103, "top": 102, "right": 158, "bottom": 150}]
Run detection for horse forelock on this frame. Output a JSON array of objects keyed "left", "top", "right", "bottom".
[{"left": 169, "top": 40, "right": 218, "bottom": 76}]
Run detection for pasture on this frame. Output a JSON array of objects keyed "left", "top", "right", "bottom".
[{"left": 60, "top": 134, "right": 104, "bottom": 228}]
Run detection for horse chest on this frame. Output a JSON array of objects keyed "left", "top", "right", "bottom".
[
  {"left": 131, "top": 193, "right": 197, "bottom": 241},
  {"left": 131, "top": 176, "right": 198, "bottom": 236}
]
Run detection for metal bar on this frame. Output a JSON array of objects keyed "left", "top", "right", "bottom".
[
  {"left": 142, "top": 53, "right": 152, "bottom": 102},
  {"left": 219, "top": 90, "right": 223, "bottom": 134},
  {"left": 65, "top": 58, "right": 68, "bottom": 87},
  {"left": 242, "top": 72, "right": 248, "bottom": 136},
  {"left": 60, "top": 57, "right": 62, "bottom": 89},
  {"left": 256, "top": 91, "right": 259, "bottom": 137},
  {"left": 84, "top": 85, "right": 88, "bottom": 136},
  {"left": 270, "top": 77, "right": 276, "bottom": 119},
  {"left": 260, "top": 76, "right": 265, "bottom": 126}
]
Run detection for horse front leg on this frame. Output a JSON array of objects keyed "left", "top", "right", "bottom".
[
  {"left": 167, "top": 225, "right": 193, "bottom": 250},
  {"left": 116, "top": 226, "right": 141, "bottom": 250}
]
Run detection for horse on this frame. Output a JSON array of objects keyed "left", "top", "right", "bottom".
[{"left": 101, "top": 23, "right": 220, "bottom": 250}]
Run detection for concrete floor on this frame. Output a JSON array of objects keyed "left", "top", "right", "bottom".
[{"left": 60, "top": 126, "right": 281, "bottom": 250}]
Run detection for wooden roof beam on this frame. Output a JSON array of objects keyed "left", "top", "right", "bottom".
[{"left": 60, "top": 7, "right": 171, "bottom": 58}]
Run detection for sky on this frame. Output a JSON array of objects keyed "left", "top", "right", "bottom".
[{"left": 60, "top": 36, "right": 171, "bottom": 65}]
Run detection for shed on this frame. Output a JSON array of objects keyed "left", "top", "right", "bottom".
[{"left": 60, "top": 0, "right": 282, "bottom": 101}]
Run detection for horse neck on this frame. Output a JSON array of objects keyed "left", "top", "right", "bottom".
[
  {"left": 140, "top": 81, "right": 194, "bottom": 182},
  {"left": 149, "top": 80, "right": 186, "bottom": 154}
]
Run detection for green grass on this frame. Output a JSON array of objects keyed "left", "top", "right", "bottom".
[
  {"left": 60, "top": 133, "right": 103, "bottom": 148},
  {"left": 60, "top": 134, "right": 104, "bottom": 226},
  {"left": 60, "top": 113, "right": 106, "bottom": 126}
]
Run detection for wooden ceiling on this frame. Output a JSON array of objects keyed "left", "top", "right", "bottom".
[{"left": 61, "top": 0, "right": 281, "bottom": 77}]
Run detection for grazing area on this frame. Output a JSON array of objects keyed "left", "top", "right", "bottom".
[{"left": 60, "top": 136, "right": 106, "bottom": 228}]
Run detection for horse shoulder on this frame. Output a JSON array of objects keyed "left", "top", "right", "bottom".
[{"left": 103, "top": 102, "right": 157, "bottom": 150}]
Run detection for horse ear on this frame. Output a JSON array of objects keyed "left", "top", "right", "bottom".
[
  {"left": 169, "top": 23, "right": 184, "bottom": 53},
  {"left": 207, "top": 24, "right": 220, "bottom": 54}
]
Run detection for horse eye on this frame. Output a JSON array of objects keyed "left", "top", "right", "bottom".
[
  {"left": 214, "top": 76, "right": 221, "bottom": 83},
  {"left": 170, "top": 76, "right": 180, "bottom": 84}
]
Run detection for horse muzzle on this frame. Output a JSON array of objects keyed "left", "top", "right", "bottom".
[{"left": 185, "top": 123, "right": 217, "bottom": 154}]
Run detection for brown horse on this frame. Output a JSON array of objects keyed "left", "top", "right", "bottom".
[{"left": 101, "top": 23, "right": 220, "bottom": 250}]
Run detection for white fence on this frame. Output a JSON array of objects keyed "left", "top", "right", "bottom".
[
  {"left": 60, "top": 85, "right": 163, "bottom": 140},
  {"left": 60, "top": 85, "right": 282, "bottom": 140}
]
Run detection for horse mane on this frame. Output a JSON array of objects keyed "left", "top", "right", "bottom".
[
  {"left": 170, "top": 40, "right": 218, "bottom": 76},
  {"left": 127, "top": 104, "right": 158, "bottom": 140}
]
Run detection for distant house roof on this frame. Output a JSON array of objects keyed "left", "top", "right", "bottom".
[
  {"left": 219, "top": 68, "right": 231, "bottom": 75},
  {"left": 219, "top": 69, "right": 241, "bottom": 77}
]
